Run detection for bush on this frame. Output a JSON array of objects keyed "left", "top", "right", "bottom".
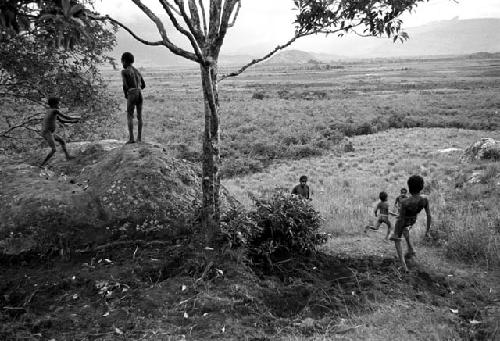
[{"left": 248, "top": 193, "right": 327, "bottom": 263}]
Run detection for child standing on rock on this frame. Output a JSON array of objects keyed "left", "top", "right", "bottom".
[
  {"left": 390, "top": 175, "right": 432, "bottom": 272},
  {"left": 121, "top": 52, "right": 146, "bottom": 144}
]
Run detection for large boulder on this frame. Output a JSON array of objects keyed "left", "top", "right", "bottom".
[
  {"left": 0, "top": 141, "right": 238, "bottom": 255},
  {"left": 462, "top": 138, "right": 500, "bottom": 162}
]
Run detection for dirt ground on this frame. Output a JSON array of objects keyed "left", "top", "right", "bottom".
[{"left": 1, "top": 232, "right": 498, "bottom": 340}]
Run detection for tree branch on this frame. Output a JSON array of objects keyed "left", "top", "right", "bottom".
[
  {"left": 186, "top": 0, "right": 204, "bottom": 42},
  {"left": 219, "top": 24, "right": 362, "bottom": 81},
  {"left": 219, "top": 32, "right": 306, "bottom": 81},
  {"left": 129, "top": 0, "right": 201, "bottom": 63},
  {"left": 208, "top": 0, "right": 223, "bottom": 41},
  {"left": 100, "top": 15, "right": 164, "bottom": 46},
  {"left": 159, "top": 0, "right": 205, "bottom": 63},
  {"left": 226, "top": 0, "right": 241, "bottom": 28},
  {"left": 196, "top": 0, "right": 208, "bottom": 37}
]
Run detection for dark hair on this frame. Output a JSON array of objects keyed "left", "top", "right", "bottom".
[
  {"left": 299, "top": 175, "right": 308, "bottom": 182},
  {"left": 47, "top": 97, "right": 60, "bottom": 107},
  {"left": 121, "top": 52, "right": 134, "bottom": 64},
  {"left": 379, "top": 191, "right": 388, "bottom": 201},
  {"left": 408, "top": 175, "right": 424, "bottom": 195}
]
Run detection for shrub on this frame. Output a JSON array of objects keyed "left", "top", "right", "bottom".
[{"left": 248, "top": 193, "right": 327, "bottom": 263}]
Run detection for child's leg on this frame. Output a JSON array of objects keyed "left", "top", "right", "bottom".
[
  {"left": 54, "top": 134, "right": 72, "bottom": 160},
  {"left": 136, "top": 95, "right": 143, "bottom": 142},
  {"left": 126, "top": 95, "right": 135, "bottom": 143},
  {"left": 40, "top": 132, "right": 56, "bottom": 167},
  {"left": 385, "top": 219, "right": 392, "bottom": 240},
  {"left": 392, "top": 220, "right": 408, "bottom": 272},
  {"left": 403, "top": 227, "right": 415, "bottom": 257},
  {"left": 365, "top": 218, "right": 382, "bottom": 233}
]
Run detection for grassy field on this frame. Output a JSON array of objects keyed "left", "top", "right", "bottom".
[
  {"left": 102, "top": 55, "right": 500, "bottom": 176},
  {"left": 1, "top": 57, "right": 499, "bottom": 340}
]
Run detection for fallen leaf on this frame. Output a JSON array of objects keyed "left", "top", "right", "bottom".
[
  {"left": 103, "top": 312, "right": 109, "bottom": 317},
  {"left": 450, "top": 309, "right": 459, "bottom": 314},
  {"left": 181, "top": 285, "right": 187, "bottom": 292},
  {"left": 221, "top": 325, "right": 225, "bottom": 333},
  {"left": 183, "top": 312, "right": 189, "bottom": 318},
  {"left": 470, "top": 320, "right": 481, "bottom": 324},
  {"left": 115, "top": 327, "right": 123, "bottom": 335},
  {"left": 72, "top": 294, "right": 78, "bottom": 300},
  {"left": 203, "top": 313, "right": 208, "bottom": 317}
]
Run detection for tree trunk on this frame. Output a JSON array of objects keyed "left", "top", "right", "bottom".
[{"left": 200, "top": 60, "right": 220, "bottom": 242}]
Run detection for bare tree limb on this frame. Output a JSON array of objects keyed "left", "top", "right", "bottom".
[
  {"left": 219, "top": 23, "right": 364, "bottom": 81},
  {"left": 101, "top": 15, "right": 164, "bottom": 46},
  {"left": 172, "top": 0, "right": 205, "bottom": 47},
  {"left": 197, "top": 0, "right": 208, "bottom": 37},
  {"left": 219, "top": 32, "right": 306, "bottom": 81},
  {"left": 208, "top": 0, "right": 223, "bottom": 41},
  {"left": 159, "top": 0, "right": 205, "bottom": 63},
  {"left": 216, "top": 0, "right": 239, "bottom": 48},
  {"left": 186, "top": 0, "right": 205, "bottom": 42},
  {"left": 129, "top": 0, "right": 201, "bottom": 63},
  {"left": 160, "top": 0, "right": 181, "bottom": 16},
  {"left": 226, "top": 0, "right": 241, "bottom": 28}
]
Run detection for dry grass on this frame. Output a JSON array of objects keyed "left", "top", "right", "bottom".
[
  {"left": 100, "top": 56, "right": 500, "bottom": 176},
  {"left": 223, "top": 128, "right": 500, "bottom": 267}
]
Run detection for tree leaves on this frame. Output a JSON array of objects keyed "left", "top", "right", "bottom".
[{"left": 293, "top": 0, "right": 428, "bottom": 40}]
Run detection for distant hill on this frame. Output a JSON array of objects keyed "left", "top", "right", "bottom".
[
  {"left": 266, "top": 50, "right": 316, "bottom": 64},
  {"left": 110, "top": 18, "right": 500, "bottom": 66},
  {"left": 365, "top": 18, "right": 500, "bottom": 57}
]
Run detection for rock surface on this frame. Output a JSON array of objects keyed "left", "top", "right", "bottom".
[
  {"left": 462, "top": 138, "right": 500, "bottom": 162},
  {"left": 0, "top": 140, "right": 238, "bottom": 255}
]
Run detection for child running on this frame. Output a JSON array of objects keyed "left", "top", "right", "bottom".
[
  {"left": 390, "top": 175, "right": 432, "bottom": 272},
  {"left": 394, "top": 187, "right": 408, "bottom": 215},
  {"left": 365, "top": 191, "right": 397, "bottom": 240},
  {"left": 40, "top": 97, "right": 80, "bottom": 167}
]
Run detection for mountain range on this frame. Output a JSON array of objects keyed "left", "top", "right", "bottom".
[{"left": 109, "top": 18, "right": 500, "bottom": 67}]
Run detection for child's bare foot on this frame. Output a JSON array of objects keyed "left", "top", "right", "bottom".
[
  {"left": 65, "top": 155, "right": 74, "bottom": 161},
  {"left": 126, "top": 140, "right": 135, "bottom": 144},
  {"left": 405, "top": 251, "right": 416, "bottom": 259}
]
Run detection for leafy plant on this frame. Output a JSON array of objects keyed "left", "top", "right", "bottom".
[{"left": 248, "top": 192, "right": 327, "bottom": 263}]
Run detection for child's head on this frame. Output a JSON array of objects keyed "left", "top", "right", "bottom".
[
  {"left": 121, "top": 52, "right": 134, "bottom": 66},
  {"left": 400, "top": 188, "right": 408, "bottom": 196},
  {"left": 379, "top": 191, "right": 388, "bottom": 202},
  {"left": 47, "top": 97, "right": 60, "bottom": 108},
  {"left": 299, "top": 175, "right": 308, "bottom": 185},
  {"left": 407, "top": 175, "right": 424, "bottom": 195}
]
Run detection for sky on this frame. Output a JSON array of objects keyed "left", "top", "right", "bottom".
[{"left": 94, "top": 0, "right": 500, "bottom": 54}]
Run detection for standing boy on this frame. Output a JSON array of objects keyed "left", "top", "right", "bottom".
[
  {"left": 390, "top": 175, "right": 432, "bottom": 272},
  {"left": 40, "top": 97, "right": 80, "bottom": 167},
  {"left": 365, "top": 191, "right": 397, "bottom": 240},
  {"left": 291, "top": 175, "right": 310, "bottom": 200},
  {"left": 394, "top": 187, "right": 408, "bottom": 215},
  {"left": 121, "top": 52, "right": 146, "bottom": 144}
]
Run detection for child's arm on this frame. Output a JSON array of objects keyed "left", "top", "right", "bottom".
[
  {"left": 121, "top": 69, "right": 129, "bottom": 98},
  {"left": 374, "top": 203, "right": 379, "bottom": 217},
  {"left": 140, "top": 73, "right": 146, "bottom": 90},
  {"left": 424, "top": 198, "right": 432, "bottom": 236},
  {"left": 57, "top": 112, "right": 80, "bottom": 123}
]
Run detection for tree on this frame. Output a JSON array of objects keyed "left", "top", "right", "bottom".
[
  {"left": 98, "top": 0, "right": 428, "bottom": 240},
  {"left": 0, "top": 0, "right": 117, "bottom": 151}
]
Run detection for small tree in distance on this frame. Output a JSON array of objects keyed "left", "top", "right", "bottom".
[{"left": 96, "top": 0, "right": 428, "bottom": 241}]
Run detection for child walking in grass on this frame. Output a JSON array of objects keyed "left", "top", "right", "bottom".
[
  {"left": 365, "top": 191, "right": 397, "bottom": 240},
  {"left": 390, "top": 175, "right": 432, "bottom": 272},
  {"left": 394, "top": 187, "right": 408, "bottom": 215}
]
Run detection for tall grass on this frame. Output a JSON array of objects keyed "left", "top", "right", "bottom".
[{"left": 224, "top": 129, "right": 500, "bottom": 268}]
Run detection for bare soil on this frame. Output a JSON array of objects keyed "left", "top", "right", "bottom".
[{"left": 1, "top": 235, "right": 498, "bottom": 340}]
